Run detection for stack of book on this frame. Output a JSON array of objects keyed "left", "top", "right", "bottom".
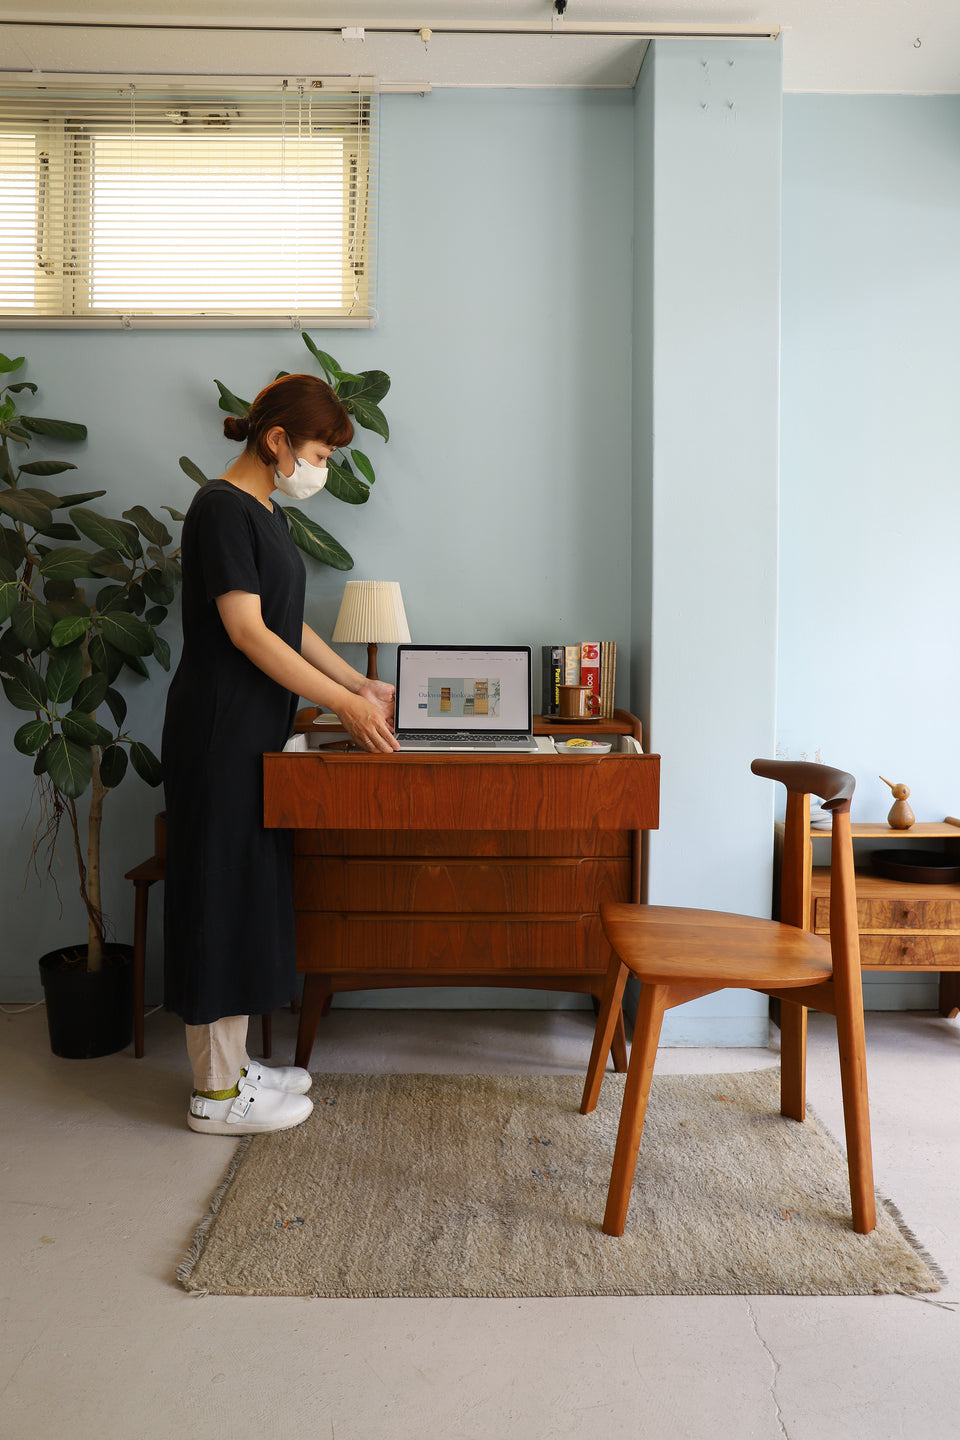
[{"left": 541, "top": 642, "right": 617, "bottom": 719}]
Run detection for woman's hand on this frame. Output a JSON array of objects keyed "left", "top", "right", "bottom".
[
  {"left": 357, "top": 679, "right": 395, "bottom": 727},
  {"left": 335, "top": 690, "right": 399, "bottom": 753}
]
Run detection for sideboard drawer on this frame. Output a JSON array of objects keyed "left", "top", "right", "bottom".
[
  {"left": 295, "top": 912, "right": 610, "bottom": 972},
  {"left": 295, "top": 856, "right": 630, "bottom": 913},
  {"left": 857, "top": 932, "right": 960, "bottom": 969},
  {"left": 813, "top": 896, "right": 960, "bottom": 934}
]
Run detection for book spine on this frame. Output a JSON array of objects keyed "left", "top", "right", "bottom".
[
  {"left": 600, "top": 641, "right": 617, "bottom": 719},
  {"left": 541, "top": 644, "right": 562, "bottom": 715},
  {"left": 563, "top": 644, "right": 581, "bottom": 686},
  {"left": 579, "top": 642, "right": 601, "bottom": 717}
]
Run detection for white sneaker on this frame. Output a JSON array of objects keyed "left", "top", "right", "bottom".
[
  {"left": 188, "top": 1077, "right": 313, "bottom": 1135},
  {"left": 243, "top": 1060, "right": 312, "bottom": 1095}
]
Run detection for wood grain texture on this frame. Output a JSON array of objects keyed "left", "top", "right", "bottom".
[
  {"left": 294, "top": 829, "right": 632, "bottom": 858},
  {"left": 264, "top": 752, "right": 660, "bottom": 832},
  {"left": 295, "top": 912, "right": 611, "bottom": 972}
]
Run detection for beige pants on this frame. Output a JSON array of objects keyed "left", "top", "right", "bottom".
[{"left": 185, "top": 1014, "right": 250, "bottom": 1092}]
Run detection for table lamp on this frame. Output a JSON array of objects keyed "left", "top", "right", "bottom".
[{"left": 331, "top": 580, "right": 411, "bottom": 681}]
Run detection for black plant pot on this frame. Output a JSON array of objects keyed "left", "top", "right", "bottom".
[{"left": 39, "top": 944, "right": 135, "bottom": 1059}]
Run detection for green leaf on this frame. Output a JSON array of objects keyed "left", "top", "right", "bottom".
[
  {"left": 11, "top": 598, "right": 54, "bottom": 650},
  {"left": 0, "top": 524, "right": 26, "bottom": 567},
  {"left": 163, "top": 504, "right": 187, "bottom": 522},
  {"left": 324, "top": 458, "right": 370, "bottom": 506},
  {"left": 144, "top": 604, "right": 168, "bottom": 626},
  {"left": 38, "top": 522, "right": 81, "bottom": 541},
  {"left": 14, "top": 717, "right": 50, "bottom": 755},
  {"left": 301, "top": 334, "right": 341, "bottom": 380},
  {"left": 21, "top": 416, "right": 87, "bottom": 442},
  {"left": 152, "top": 633, "right": 171, "bottom": 671},
  {"left": 99, "top": 743, "right": 128, "bottom": 788},
  {"left": 337, "top": 369, "right": 391, "bottom": 407},
  {"left": 96, "top": 583, "right": 130, "bottom": 612},
  {"left": 0, "top": 354, "right": 25, "bottom": 374},
  {"left": 282, "top": 505, "right": 354, "bottom": 571},
  {"left": 127, "top": 581, "right": 145, "bottom": 616},
  {"left": 18, "top": 460, "right": 77, "bottom": 477},
  {"left": 51, "top": 614, "right": 92, "bottom": 648},
  {"left": 0, "top": 627, "right": 25, "bottom": 668},
  {"left": 123, "top": 652, "right": 150, "bottom": 679},
  {"left": 89, "top": 634, "right": 123, "bottom": 682},
  {"left": 44, "top": 734, "right": 93, "bottom": 798},
  {"left": 55, "top": 490, "right": 106, "bottom": 508},
  {"left": 73, "top": 672, "right": 109, "bottom": 713},
  {"left": 43, "top": 577, "right": 78, "bottom": 602},
  {"left": 342, "top": 396, "right": 389, "bottom": 442},
  {"left": 101, "top": 611, "right": 153, "bottom": 656},
  {"left": 141, "top": 564, "right": 174, "bottom": 604},
  {"left": 46, "top": 647, "right": 84, "bottom": 705},
  {"left": 122, "top": 505, "right": 172, "bottom": 547},
  {"left": 87, "top": 549, "right": 131, "bottom": 581},
  {"left": 61, "top": 709, "right": 100, "bottom": 743},
  {"left": 4, "top": 381, "right": 37, "bottom": 396},
  {"left": 178, "top": 457, "right": 209, "bottom": 487},
  {"left": 2, "top": 659, "right": 47, "bottom": 710},
  {"left": 38, "top": 546, "right": 95, "bottom": 582},
  {"left": 0, "top": 488, "right": 55, "bottom": 528},
  {"left": 33, "top": 742, "right": 49, "bottom": 776},
  {"left": 0, "top": 572, "right": 19, "bottom": 624},
  {"left": 129, "top": 741, "right": 163, "bottom": 787},
  {"left": 69, "top": 508, "right": 141, "bottom": 559},
  {"left": 104, "top": 687, "right": 127, "bottom": 728},
  {"left": 350, "top": 448, "right": 376, "bottom": 485},
  {"left": 214, "top": 380, "right": 250, "bottom": 417}
]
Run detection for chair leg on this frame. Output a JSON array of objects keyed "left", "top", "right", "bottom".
[
  {"left": 779, "top": 999, "right": 807, "bottom": 1122},
  {"left": 833, "top": 977, "right": 876, "bottom": 1234},
  {"left": 132, "top": 881, "right": 150, "bottom": 1059},
  {"left": 602, "top": 982, "right": 668, "bottom": 1237},
  {"left": 581, "top": 959, "right": 630, "bottom": 1115}
]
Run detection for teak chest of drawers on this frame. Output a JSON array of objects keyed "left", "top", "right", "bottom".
[
  {"left": 780, "top": 819, "right": 960, "bottom": 1018},
  {"left": 263, "top": 711, "right": 660, "bottom": 1069}
]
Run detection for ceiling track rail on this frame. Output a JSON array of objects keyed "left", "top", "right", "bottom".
[{"left": 0, "top": 18, "right": 781, "bottom": 40}]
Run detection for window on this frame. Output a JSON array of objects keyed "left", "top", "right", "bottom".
[{"left": 0, "top": 78, "right": 378, "bottom": 326}]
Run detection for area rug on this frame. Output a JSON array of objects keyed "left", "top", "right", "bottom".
[{"left": 177, "top": 1070, "right": 944, "bottom": 1298}]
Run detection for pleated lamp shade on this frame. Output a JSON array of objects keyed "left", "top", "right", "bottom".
[{"left": 331, "top": 581, "right": 411, "bottom": 681}]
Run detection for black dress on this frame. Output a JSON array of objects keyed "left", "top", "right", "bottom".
[{"left": 162, "top": 479, "right": 306, "bottom": 1025}]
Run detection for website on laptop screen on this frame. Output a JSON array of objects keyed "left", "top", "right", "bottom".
[{"left": 397, "top": 647, "right": 531, "bottom": 732}]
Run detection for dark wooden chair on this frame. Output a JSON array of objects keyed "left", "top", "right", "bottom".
[
  {"left": 124, "top": 812, "right": 273, "bottom": 1061},
  {"left": 581, "top": 760, "right": 876, "bottom": 1238}
]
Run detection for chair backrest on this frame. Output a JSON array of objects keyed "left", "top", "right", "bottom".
[{"left": 751, "top": 758, "right": 861, "bottom": 987}]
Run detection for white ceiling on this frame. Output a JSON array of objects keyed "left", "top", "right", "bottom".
[{"left": 1, "top": 1, "right": 959, "bottom": 93}]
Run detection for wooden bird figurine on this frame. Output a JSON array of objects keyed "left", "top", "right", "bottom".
[{"left": 880, "top": 776, "right": 915, "bottom": 830}]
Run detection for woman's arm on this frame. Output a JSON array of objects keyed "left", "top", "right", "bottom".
[
  {"left": 216, "top": 592, "right": 398, "bottom": 752},
  {"left": 301, "top": 622, "right": 396, "bottom": 725}
]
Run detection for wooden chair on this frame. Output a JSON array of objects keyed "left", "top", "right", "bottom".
[
  {"left": 124, "top": 811, "right": 273, "bottom": 1061},
  {"left": 581, "top": 760, "right": 876, "bottom": 1238}
]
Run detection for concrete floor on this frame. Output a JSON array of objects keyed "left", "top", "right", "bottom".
[{"left": 2, "top": 1003, "right": 958, "bottom": 1440}]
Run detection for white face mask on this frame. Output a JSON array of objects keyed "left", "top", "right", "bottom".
[{"left": 274, "top": 442, "right": 329, "bottom": 501}]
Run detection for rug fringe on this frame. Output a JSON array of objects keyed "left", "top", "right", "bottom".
[{"left": 176, "top": 1135, "right": 254, "bottom": 1291}]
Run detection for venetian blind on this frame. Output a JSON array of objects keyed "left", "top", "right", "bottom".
[{"left": 0, "top": 78, "right": 378, "bottom": 326}]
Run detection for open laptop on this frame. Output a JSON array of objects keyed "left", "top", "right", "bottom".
[{"left": 394, "top": 645, "right": 539, "bottom": 752}]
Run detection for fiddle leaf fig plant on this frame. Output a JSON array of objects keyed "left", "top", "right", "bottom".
[
  {"left": 0, "top": 353, "right": 183, "bottom": 971},
  {"left": 179, "top": 332, "right": 390, "bottom": 570}
]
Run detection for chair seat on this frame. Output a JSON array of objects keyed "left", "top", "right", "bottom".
[{"left": 600, "top": 903, "right": 833, "bottom": 989}]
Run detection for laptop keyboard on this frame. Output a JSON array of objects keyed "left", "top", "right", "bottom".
[{"left": 401, "top": 732, "right": 523, "bottom": 743}]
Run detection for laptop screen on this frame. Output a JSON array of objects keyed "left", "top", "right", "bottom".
[{"left": 396, "top": 646, "right": 532, "bottom": 733}]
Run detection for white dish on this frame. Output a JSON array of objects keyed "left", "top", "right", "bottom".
[{"left": 554, "top": 739, "right": 612, "bottom": 755}]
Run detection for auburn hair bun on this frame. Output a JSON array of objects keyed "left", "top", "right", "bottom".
[{"left": 223, "top": 414, "right": 251, "bottom": 441}]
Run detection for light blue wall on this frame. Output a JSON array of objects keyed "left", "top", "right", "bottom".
[
  {"left": 633, "top": 40, "right": 783, "bottom": 1045},
  {"left": 0, "top": 89, "right": 635, "bottom": 1004},
  {"left": 779, "top": 95, "right": 960, "bottom": 1010}
]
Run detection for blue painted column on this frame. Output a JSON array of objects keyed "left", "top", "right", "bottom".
[{"left": 632, "top": 39, "right": 783, "bottom": 1044}]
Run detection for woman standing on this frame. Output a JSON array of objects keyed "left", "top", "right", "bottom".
[{"left": 162, "top": 374, "right": 398, "bottom": 1135}]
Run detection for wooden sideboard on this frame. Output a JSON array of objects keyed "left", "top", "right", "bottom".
[
  {"left": 777, "top": 815, "right": 960, "bottom": 1019},
  {"left": 263, "top": 711, "right": 660, "bottom": 1069}
]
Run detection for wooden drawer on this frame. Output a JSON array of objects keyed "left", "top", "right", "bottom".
[
  {"left": 813, "top": 896, "right": 960, "bottom": 934},
  {"left": 858, "top": 933, "right": 960, "bottom": 969},
  {"left": 295, "top": 856, "right": 630, "bottom": 913},
  {"left": 294, "top": 829, "right": 632, "bottom": 858},
  {"left": 295, "top": 912, "right": 610, "bottom": 973}
]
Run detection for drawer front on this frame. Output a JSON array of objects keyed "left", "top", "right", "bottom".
[
  {"left": 813, "top": 897, "right": 960, "bottom": 934},
  {"left": 295, "top": 913, "right": 610, "bottom": 973},
  {"left": 294, "top": 829, "right": 632, "bottom": 859},
  {"left": 858, "top": 933, "right": 960, "bottom": 969},
  {"left": 295, "top": 856, "right": 630, "bottom": 913}
]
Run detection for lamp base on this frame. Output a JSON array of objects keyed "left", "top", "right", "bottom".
[{"left": 366, "top": 643, "right": 379, "bottom": 682}]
